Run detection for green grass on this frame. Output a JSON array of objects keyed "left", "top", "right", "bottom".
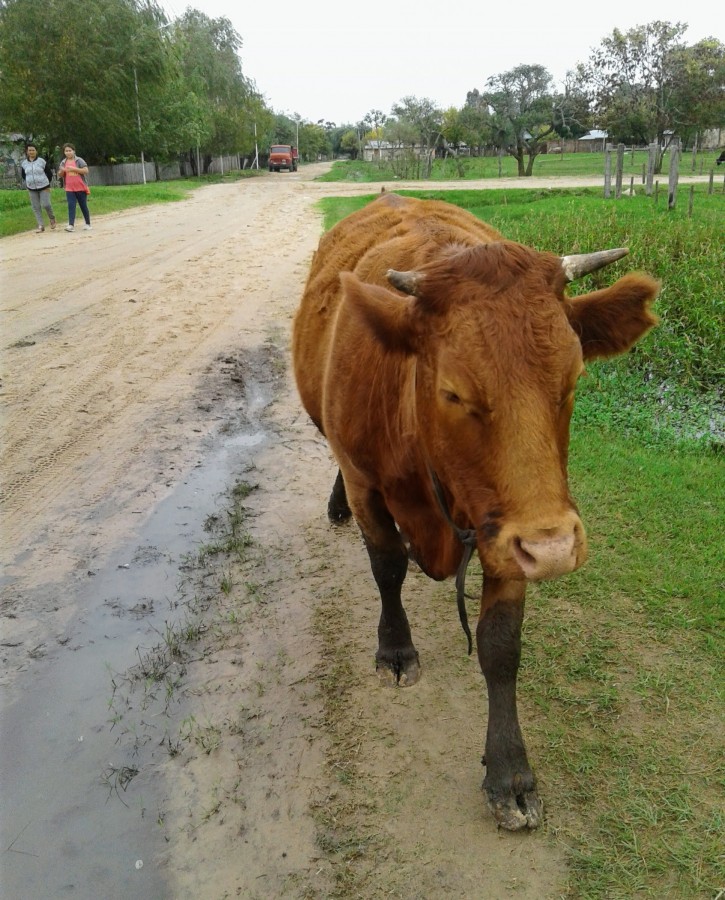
[
  {"left": 317, "top": 188, "right": 725, "bottom": 409},
  {"left": 317, "top": 149, "right": 725, "bottom": 183},
  {"left": 0, "top": 170, "right": 262, "bottom": 237},
  {"left": 313, "top": 186, "right": 724, "bottom": 896},
  {"left": 520, "top": 424, "right": 724, "bottom": 898}
]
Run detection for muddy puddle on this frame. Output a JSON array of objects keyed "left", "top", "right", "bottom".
[{"left": 0, "top": 385, "right": 271, "bottom": 899}]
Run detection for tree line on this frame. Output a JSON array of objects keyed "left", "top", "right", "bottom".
[
  {"left": 0, "top": 3, "right": 722, "bottom": 177},
  {"left": 348, "top": 23, "right": 723, "bottom": 177}
]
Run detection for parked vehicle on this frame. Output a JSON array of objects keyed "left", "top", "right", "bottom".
[{"left": 269, "top": 145, "right": 298, "bottom": 172}]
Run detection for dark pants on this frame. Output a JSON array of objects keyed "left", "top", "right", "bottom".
[{"left": 66, "top": 191, "right": 91, "bottom": 226}]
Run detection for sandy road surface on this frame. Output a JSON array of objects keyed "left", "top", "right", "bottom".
[
  {"left": 1, "top": 166, "right": 651, "bottom": 897},
  {"left": 0, "top": 166, "right": 615, "bottom": 681},
  {"left": 2, "top": 167, "right": 332, "bottom": 673}
]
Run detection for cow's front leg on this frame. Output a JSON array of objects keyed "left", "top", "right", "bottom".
[
  {"left": 477, "top": 577, "right": 542, "bottom": 830},
  {"left": 355, "top": 489, "right": 420, "bottom": 686}
]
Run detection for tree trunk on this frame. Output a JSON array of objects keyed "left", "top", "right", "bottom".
[
  {"left": 514, "top": 149, "right": 526, "bottom": 177},
  {"left": 186, "top": 149, "right": 198, "bottom": 177}
]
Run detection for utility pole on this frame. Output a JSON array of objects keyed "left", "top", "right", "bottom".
[{"left": 133, "top": 65, "right": 147, "bottom": 185}]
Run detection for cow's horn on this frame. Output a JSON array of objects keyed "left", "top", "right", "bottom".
[
  {"left": 560, "top": 248, "right": 629, "bottom": 282},
  {"left": 387, "top": 269, "right": 422, "bottom": 296}
]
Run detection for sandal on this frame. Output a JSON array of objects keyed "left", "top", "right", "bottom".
[
  {"left": 35, "top": 226, "right": 45, "bottom": 233},
  {"left": 50, "top": 221, "right": 57, "bottom": 230}
]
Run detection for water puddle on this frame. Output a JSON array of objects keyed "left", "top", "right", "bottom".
[{"left": 1, "top": 403, "right": 270, "bottom": 898}]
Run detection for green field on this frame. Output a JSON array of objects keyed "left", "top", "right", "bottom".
[
  {"left": 317, "top": 149, "right": 725, "bottom": 183},
  {"left": 317, "top": 187, "right": 724, "bottom": 899}
]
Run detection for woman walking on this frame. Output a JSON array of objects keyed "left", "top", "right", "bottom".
[
  {"left": 21, "top": 143, "right": 56, "bottom": 233},
  {"left": 58, "top": 143, "right": 91, "bottom": 232}
]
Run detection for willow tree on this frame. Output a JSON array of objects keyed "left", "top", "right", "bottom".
[
  {"left": 171, "top": 10, "right": 256, "bottom": 171},
  {"left": 0, "top": 0, "right": 169, "bottom": 161}
]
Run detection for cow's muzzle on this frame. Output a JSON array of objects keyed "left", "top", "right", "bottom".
[{"left": 510, "top": 514, "right": 587, "bottom": 580}]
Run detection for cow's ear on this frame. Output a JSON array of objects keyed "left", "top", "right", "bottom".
[
  {"left": 340, "top": 272, "right": 421, "bottom": 354},
  {"left": 565, "top": 273, "right": 660, "bottom": 361}
]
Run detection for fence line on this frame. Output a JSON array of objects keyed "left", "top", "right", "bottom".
[{"left": 2, "top": 154, "right": 258, "bottom": 189}]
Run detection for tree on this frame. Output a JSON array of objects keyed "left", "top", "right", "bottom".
[
  {"left": 0, "top": 0, "right": 170, "bottom": 161},
  {"left": 480, "top": 64, "right": 559, "bottom": 175},
  {"left": 572, "top": 21, "right": 722, "bottom": 170},
  {"left": 363, "top": 108, "right": 387, "bottom": 141},
  {"left": 551, "top": 77, "right": 592, "bottom": 141},
  {"left": 339, "top": 129, "right": 361, "bottom": 158},
  {"left": 171, "top": 11, "right": 255, "bottom": 171},
  {"left": 389, "top": 96, "right": 443, "bottom": 177},
  {"left": 458, "top": 91, "right": 493, "bottom": 154},
  {"left": 299, "top": 121, "right": 329, "bottom": 161},
  {"left": 667, "top": 38, "right": 725, "bottom": 148}
]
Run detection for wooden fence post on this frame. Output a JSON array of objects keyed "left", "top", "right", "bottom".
[
  {"left": 615, "top": 143, "right": 625, "bottom": 198},
  {"left": 646, "top": 142, "right": 657, "bottom": 196},
  {"left": 604, "top": 143, "right": 612, "bottom": 198},
  {"left": 668, "top": 138, "right": 681, "bottom": 210}
]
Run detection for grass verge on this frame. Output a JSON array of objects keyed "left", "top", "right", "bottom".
[
  {"left": 521, "top": 423, "right": 724, "bottom": 898},
  {"left": 317, "top": 188, "right": 724, "bottom": 423},
  {"left": 306, "top": 187, "right": 724, "bottom": 897},
  {"left": 0, "top": 170, "right": 262, "bottom": 237}
]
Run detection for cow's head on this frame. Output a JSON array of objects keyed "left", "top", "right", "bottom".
[{"left": 340, "top": 241, "right": 659, "bottom": 582}]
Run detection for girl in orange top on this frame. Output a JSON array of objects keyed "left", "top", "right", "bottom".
[{"left": 58, "top": 143, "right": 92, "bottom": 232}]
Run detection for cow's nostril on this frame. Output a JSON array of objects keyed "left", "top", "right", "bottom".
[{"left": 514, "top": 538, "right": 536, "bottom": 566}]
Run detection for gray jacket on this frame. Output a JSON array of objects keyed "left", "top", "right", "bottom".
[
  {"left": 21, "top": 156, "right": 50, "bottom": 190},
  {"left": 58, "top": 157, "right": 88, "bottom": 186}
]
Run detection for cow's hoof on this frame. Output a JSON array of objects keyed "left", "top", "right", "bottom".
[
  {"left": 327, "top": 500, "right": 351, "bottom": 523},
  {"left": 375, "top": 651, "right": 420, "bottom": 687},
  {"left": 484, "top": 782, "right": 542, "bottom": 831}
]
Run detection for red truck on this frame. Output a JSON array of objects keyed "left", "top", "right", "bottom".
[{"left": 269, "top": 145, "right": 298, "bottom": 172}]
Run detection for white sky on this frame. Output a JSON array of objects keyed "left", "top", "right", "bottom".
[{"left": 159, "top": 0, "right": 721, "bottom": 126}]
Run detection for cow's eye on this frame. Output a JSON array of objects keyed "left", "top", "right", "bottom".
[{"left": 442, "top": 390, "right": 461, "bottom": 405}]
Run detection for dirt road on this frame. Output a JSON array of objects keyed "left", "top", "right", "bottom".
[{"left": 1, "top": 165, "right": 622, "bottom": 898}]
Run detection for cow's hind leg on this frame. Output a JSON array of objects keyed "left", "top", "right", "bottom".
[
  {"left": 477, "top": 578, "right": 542, "bottom": 831},
  {"left": 356, "top": 490, "right": 420, "bottom": 686},
  {"left": 327, "top": 468, "right": 352, "bottom": 522}
]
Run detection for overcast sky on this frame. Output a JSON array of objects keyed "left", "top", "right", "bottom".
[{"left": 159, "top": 1, "right": 720, "bottom": 126}]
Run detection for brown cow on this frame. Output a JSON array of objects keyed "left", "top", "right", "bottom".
[{"left": 292, "top": 193, "right": 658, "bottom": 831}]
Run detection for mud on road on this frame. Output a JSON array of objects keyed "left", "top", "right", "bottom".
[{"left": 1, "top": 164, "right": 585, "bottom": 897}]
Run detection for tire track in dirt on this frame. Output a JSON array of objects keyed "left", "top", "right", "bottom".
[{"left": 0, "top": 175, "right": 326, "bottom": 664}]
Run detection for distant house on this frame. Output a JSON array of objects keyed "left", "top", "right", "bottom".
[
  {"left": 363, "top": 140, "right": 392, "bottom": 162},
  {"left": 363, "top": 140, "right": 424, "bottom": 162},
  {"left": 578, "top": 130, "right": 608, "bottom": 152}
]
